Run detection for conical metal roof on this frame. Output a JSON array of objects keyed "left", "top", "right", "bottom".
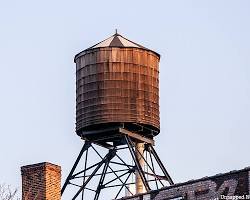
[
  {"left": 74, "top": 32, "right": 160, "bottom": 61},
  {"left": 87, "top": 32, "right": 147, "bottom": 49}
]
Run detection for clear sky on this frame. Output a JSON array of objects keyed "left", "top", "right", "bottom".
[{"left": 0, "top": 0, "right": 250, "bottom": 199}]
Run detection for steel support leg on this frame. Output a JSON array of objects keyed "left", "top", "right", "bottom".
[
  {"left": 61, "top": 141, "right": 91, "bottom": 195},
  {"left": 94, "top": 156, "right": 111, "bottom": 200},
  {"left": 72, "top": 149, "right": 116, "bottom": 200},
  {"left": 149, "top": 144, "right": 174, "bottom": 185}
]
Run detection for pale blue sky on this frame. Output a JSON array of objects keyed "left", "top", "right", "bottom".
[{"left": 0, "top": 0, "right": 250, "bottom": 199}]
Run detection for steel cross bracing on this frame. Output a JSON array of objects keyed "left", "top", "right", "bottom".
[{"left": 61, "top": 134, "right": 173, "bottom": 200}]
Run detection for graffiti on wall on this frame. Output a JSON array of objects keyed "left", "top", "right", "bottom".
[{"left": 150, "top": 171, "right": 249, "bottom": 200}]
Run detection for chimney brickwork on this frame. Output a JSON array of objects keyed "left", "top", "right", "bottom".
[{"left": 21, "top": 162, "right": 61, "bottom": 200}]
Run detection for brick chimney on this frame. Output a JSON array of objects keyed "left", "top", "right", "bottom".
[{"left": 21, "top": 162, "right": 61, "bottom": 200}]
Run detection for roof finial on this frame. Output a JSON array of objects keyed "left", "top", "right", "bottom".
[{"left": 115, "top": 29, "right": 118, "bottom": 35}]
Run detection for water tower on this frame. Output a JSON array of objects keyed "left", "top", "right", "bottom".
[{"left": 61, "top": 31, "right": 173, "bottom": 200}]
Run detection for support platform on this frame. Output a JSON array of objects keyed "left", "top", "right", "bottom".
[{"left": 61, "top": 128, "right": 173, "bottom": 200}]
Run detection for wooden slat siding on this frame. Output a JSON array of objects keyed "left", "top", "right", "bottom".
[{"left": 75, "top": 47, "right": 160, "bottom": 135}]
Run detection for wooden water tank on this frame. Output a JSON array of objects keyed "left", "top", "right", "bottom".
[{"left": 75, "top": 33, "right": 160, "bottom": 138}]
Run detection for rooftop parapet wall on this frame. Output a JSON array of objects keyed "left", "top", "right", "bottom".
[{"left": 120, "top": 167, "right": 250, "bottom": 200}]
